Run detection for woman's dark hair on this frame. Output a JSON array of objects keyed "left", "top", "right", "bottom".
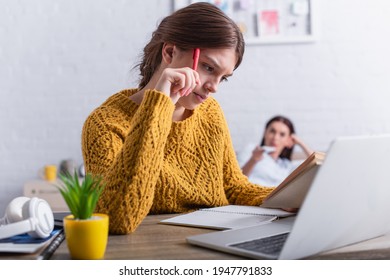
[
  {"left": 260, "top": 115, "right": 295, "bottom": 160},
  {"left": 137, "top": 2, "right": 245, "bottom": 89}
]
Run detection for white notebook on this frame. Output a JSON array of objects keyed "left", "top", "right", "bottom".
[{"left": 160, "top": 205, "right": 294, "bottom": 230}]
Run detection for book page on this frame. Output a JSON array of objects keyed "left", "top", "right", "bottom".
[{"left": 261, "top": 152, "right": 326, "bottom": 209}]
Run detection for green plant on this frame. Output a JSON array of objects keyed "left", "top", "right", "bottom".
[{"left": 56, "top": 171, "right": 105, "bottom": 220}]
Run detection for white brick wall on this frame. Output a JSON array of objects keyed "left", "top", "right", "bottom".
[{"left": 1, "top": 0, "right": 390, "bottom": 213}]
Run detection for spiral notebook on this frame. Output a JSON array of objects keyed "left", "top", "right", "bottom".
[{"left": 160, "top": 205, "right": 294, "bottom": 230}]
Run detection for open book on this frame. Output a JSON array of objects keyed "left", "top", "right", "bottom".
[
  {"left": 261, "top": 151, "right": 326, "bottom": 209},
  {"left": 159, "top": 205, "right": 294, "bottom": 230}
]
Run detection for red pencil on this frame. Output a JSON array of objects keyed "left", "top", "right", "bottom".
[{"left": 192, "top": 48, "right": 200, "bottom": 71}]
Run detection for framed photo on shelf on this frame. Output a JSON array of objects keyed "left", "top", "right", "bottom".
[{"left": 172, "top": 0, "right": 317, "bottom": 45}]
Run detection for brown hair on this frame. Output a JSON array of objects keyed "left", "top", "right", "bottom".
[
  {"left": 137, "top": 2, "right": 245, "bottom": 89},
  {"left": 260, "top": 115, "right": 296, "bottom": 160}
]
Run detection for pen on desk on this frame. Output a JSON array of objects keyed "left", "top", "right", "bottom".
[
  {"left": 37, "top": 229, "right": 65, "bottom": 260},
  {"left": 192, "top": 48, "right": 200, "bottom": 71}
]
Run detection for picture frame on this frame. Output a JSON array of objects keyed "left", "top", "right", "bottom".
[{"left": 173, "top": 0, "right": 317, "bottom": 45}]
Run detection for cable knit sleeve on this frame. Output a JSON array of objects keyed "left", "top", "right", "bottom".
[
  {"left": 220, "top": 113, "right": 275, "bottom": 205},
  {"left": 82, "top": 89, "right": 174, "bottom": 234}
]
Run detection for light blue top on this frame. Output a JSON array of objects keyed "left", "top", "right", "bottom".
[{"left": 237, "top": 144, "right": 302, "bottom": 187}]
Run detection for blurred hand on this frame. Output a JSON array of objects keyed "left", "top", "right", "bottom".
[
  {"left": 251, "top": 145, "right": 265, "bottom": 162},
  {"left": 290, "top": 134, "right": 301, "bottom": 145},
  {"left": 282, "top": 208, "right": 299, "bottom": 213}
]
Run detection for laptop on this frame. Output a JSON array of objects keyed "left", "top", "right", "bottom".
[{"left": 187, "top": 134, "right": 390, "bottom": 259}]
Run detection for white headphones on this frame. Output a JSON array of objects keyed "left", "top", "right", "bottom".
[{"left": 0, "top": 196, "right": 54, "bottom": 240}]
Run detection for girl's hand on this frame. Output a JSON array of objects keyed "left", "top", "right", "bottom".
[
  {"left": 290, "top": 134, "right": 313, "bottom": 156},
  {"left": 251, "top": 145, "right": 266, "bottom": 162},
  {"left": 155, "top": 67, "right": 200, "bottom": 104},
  {"left": 282, "top": 208, "right": 299, "bottom": 213},
  {"left": 290, "top": 134, "right": 302, "bottom": 146}
]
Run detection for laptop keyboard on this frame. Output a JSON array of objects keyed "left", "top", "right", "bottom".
[{"left": 229, "top": 232, "right": 289, "bottom": 256}]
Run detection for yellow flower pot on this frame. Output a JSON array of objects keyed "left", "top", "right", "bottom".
[{"left": 63, "top": 213, "right": 109, "bottom": 260}]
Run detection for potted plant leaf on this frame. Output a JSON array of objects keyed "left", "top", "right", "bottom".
[{"left": 56, "top": 171, "right": 108, "bottom": 260}]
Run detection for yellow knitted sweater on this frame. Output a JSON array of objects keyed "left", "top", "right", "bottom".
[{"left": 82, "top": 89, "right": 274, "bottom": 234}]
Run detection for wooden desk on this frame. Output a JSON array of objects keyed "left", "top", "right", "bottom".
[
  {"left": 51, "top": 214, "right": 245, "bottom": 260},
  {"left": 52, "top": 214, "right": 390, "bottom": 260},
  {"left": 2, "top": 213, "right": 390, "bottom": 260}
]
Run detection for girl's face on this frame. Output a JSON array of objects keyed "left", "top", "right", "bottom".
[
  {"left": 170, "top": 47, "right": 237, "bottom": 110},
  {"left": 263, "top": 121, "right": 293, "bottom": 156}
]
